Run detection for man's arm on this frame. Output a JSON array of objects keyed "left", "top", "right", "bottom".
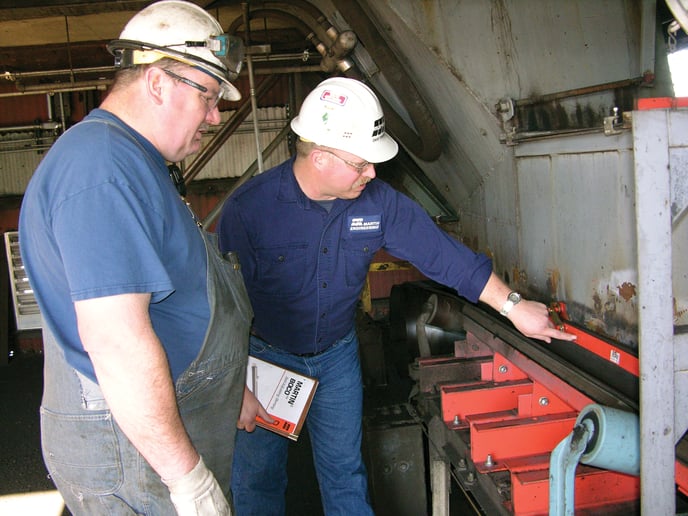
[
  {"left": 75, "top": 292, "right": 198, "bottom": 479},
  {"left": 479, "top": 272, "right": 576, "bottom": 343}
]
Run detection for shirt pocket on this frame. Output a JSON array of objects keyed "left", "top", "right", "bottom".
[
  {"left": 342, "top": 235, "right": 383, "bottom": 288},
  {"left": 255, "top": 242, "right": 309, "bottom": 296}
]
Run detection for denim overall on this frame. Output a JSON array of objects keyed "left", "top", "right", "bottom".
[{"left": 40, "top": 230, "right": 252, "bottom": 515}]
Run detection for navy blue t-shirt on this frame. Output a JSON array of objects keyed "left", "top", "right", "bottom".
[
  {"left": 217, "top": 157, "right": 492, "bottom": 356},
  {"left": 19, "top": 109, "right": 210, "bottom": 382}
]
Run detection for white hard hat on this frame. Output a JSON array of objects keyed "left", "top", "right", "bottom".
[
  {"left": 290, "top": 77, "right": 398, "bottom": 163},
  {"left": 107, "top": 0, "right": 243, "bottom": 101}
]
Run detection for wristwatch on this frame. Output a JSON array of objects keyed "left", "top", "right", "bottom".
[{"left": 500, "top": 291, "right": 522, "bottom": 316}]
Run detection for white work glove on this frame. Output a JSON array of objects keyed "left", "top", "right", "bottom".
[{"left": 162, "top": 456, "right": 231, "bottom": 516}]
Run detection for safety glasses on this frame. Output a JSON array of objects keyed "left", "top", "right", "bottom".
[
  {"left": 162, "top": 68, "right": 221, "bottom": 111},
  {"left": 318, "top": 148, "right": 372, "bottom": 174}
]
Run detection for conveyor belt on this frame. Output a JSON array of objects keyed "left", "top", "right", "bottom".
[
  {"left": 392, "top": 280, "right": 638, "bottom": 412},
  {"left": 459, "top": 301, "right": 638, "bottom": 412},
  {"left": 388, "top": 281, "right": 688, "bottom": 515}
]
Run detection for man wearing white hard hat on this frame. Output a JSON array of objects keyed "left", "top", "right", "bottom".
[
  {"left": 217, "top": 77, "right": 575, "bottom": 514},
  {"left": 19, "top": 2, "right": 249, "bottom": 515}
]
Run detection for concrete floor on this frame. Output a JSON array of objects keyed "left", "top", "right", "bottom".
[{"left": 0, "top": 351, "right": 324, "bottom": 516}]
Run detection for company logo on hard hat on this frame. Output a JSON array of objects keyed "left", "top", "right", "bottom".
[
  {"left": 320, "top": 90, "right": 347, "bottom": 106},
  {"left": 372, "top": 117, "right": 385, "bottom": 139}
]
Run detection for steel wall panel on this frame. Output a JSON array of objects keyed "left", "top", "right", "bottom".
[
  {"left": 515, "top": 132, "right": 638, "bottom": 348},
  {"left": 183, "top": 106, "right": 291, "bottom": 180},
  {"left": 0, "top": 150, "right": 45, "bottom": 195}
]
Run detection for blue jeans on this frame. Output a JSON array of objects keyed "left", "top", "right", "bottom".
[{"left": 232, "top": 329, "right": 374, "bottom": 516}]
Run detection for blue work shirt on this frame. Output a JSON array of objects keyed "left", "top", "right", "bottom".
[
  {"left": 217, "top": 157, "right": 493, "bottom": 355},
  {"left": 19, "top": 109, "right": 209, "bottom": 382}
]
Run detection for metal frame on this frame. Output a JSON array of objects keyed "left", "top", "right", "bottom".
[{"left": 632, "top": 108, "right": 688, "bottom": 514}]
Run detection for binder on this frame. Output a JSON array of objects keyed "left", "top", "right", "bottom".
[{"left": 247, "top": 356, "right": 319, "bottom": 441}]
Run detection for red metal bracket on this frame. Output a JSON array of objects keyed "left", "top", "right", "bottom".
[{"left": 549, "top": 302, "right": 639, "bottom": 377}]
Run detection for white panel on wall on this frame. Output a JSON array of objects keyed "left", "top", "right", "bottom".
[
  {"left": 4, "top": 231, "right": 41, "bottom": 331},
  {"left": 0, "top": 148, "right": 48, "bottom": 196}
]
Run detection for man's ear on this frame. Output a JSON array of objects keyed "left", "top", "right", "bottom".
[
  {"left": 145, "top": 67, "right": 166, "bottom": 106},
  {"left": 311, "top": 148, "right": 326, "bottom": 170}
]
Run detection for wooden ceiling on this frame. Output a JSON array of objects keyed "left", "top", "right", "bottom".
[
  {"left": 0, "top": 1, "right": 307, "bottom": 69},
  {"left": 0, "top": 1, "right": 316, "bottom": 89}
]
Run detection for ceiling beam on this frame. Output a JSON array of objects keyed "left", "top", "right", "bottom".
[
  {"left": 0, "top": 1, "right": 221, "bottom": 21},
  {"left": 0, "top": 1, "right": 154, "bottom": 22}
]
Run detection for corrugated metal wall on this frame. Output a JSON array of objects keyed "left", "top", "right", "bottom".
[
  {"left": 0, "top": 149, "right": 48, "bottom": 196},
  {"left": 183, "top": 106, "right": 291, "bottom": 179},
  {"left": 514, "top": 132, "right": 639, "bottom": 346},
  {"left": 0, "top": 106, "right": 290, "bottom": 195}
]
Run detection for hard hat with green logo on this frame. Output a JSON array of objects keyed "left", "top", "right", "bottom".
[{"left": 290, "top": 77, "right": 398, "bottom": 163}]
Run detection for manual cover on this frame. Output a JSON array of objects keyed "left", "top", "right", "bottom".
[{"left": 247, "top": 356, "right": 319, "bottom": 441}]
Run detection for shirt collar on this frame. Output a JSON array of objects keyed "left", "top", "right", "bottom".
[{"left": 277, "top": 156, "right": 318, "bottom": 210}]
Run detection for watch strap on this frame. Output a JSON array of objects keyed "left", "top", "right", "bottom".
[{"left": 500, "top": 291, "right": 521, "bottom": 316}]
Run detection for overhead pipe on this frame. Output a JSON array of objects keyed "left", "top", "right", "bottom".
[
  {"left": 308, "top": 29, "right": 357, "bottom": 73},
  {"left": 330, "top": 0, "right": 443, "bottom": 161},
  {"left": 0, "top": 122, "right": 61, "bottom": 133},
  {"left": 0, "top": 83, "right": 109, "bottom": 98},
  {"left": 1, "top": 60, "right": 315, "bottom": 99},
  {"left": 1, "top": 53, "right": 310, "bottom": 85},
  {"left": 230, "top": 8, "right": 356, "bottom": 74},
  {"left": 226, "top": 0, "right": 336, "bottom": 47},
  {"left": 263, "top": 0, "right": 357, "bottom": 72},
  {"left": 242, "top": 2, "right": 266, "bottom": 174},
  {"left": 15, "top": 79, "right": 112, "bottom": 93},
  {"left": 229, "top": 0, "right": 442, "bottom": 161},
  {"left": 2, "top": 66, "right": 115, "bottom": 82},
  {"left": 228, "top": 9, "right": 317, "bottom": 48}
]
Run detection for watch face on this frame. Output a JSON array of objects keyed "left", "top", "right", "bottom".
[{"left": 508, "top": 292, "right": 521, "bottom": 303}]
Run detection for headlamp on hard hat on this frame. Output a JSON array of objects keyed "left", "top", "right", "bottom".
[
  {"left": 181, "top": 34, "right": 244, "bottom": 79},
  {"left": 108, "top": 0, "right": 243, "bottom": 101},
  {"left": 108, "top": 35, "right": 244, "bottom": 81}
]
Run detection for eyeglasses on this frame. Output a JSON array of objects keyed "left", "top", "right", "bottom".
[
  {"left": 162, "top": 68, "right": 221, "bottom": 111},
  {"left": 318, "top": 148, "right": 372, "bottom": 174}
]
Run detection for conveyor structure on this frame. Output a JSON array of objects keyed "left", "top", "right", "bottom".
[{"left": 380, "top": 281, "right": 688, "bottom": 515}]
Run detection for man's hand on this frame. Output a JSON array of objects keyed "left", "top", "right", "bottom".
[
  {"left": 507, "top": 299, "right": 576, "bottom": 343},
  {"left": 162, "top": 456, "right": 231, "bottom": 516},
  {"left": 478, "top": 273, "right": 577, "bottom": 344},
  {"left": 237, "top": 385, "right": 274, "bottom": 432}
]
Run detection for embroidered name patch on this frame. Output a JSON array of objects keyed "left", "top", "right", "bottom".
[{"left": 348, "top": 215, "right": 381, "bottom": 233}]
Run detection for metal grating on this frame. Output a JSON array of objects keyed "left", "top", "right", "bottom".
[{"left": 4, "top": 231, "right": 41, "bottom": 330}]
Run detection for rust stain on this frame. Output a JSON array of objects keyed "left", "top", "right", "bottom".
[
  {"left": 603, "top": 286, "right": 616, "bottom": 316},
  {"left": 546, "top": 269, "right": 560, "bottom": 296},
  {"left": 674, "top": 297, "right": 688, "bottom": 322},
  {"left": 617, "top": 282, "right": 636, "bottom": 301},
  {"left": 584, "top": 317, "right": 607, "bottom": 335}
]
